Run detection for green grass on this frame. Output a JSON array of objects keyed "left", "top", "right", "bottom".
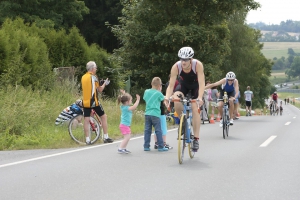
[
  {"left": 277, "top": 92, "right": 300, "bottom": 109},
  {"left": 0, "top": 81, "right": 148, "bottom": 150},
  {"left": 262, "top": 42, "right": 300, "bottom": 59},
  {"left": 269, "top": 70, "right": 299, "bottom": 85}
]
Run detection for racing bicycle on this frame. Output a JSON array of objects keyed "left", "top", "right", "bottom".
[
  {"left": 218, "top": 92, "right": 230, "bottom": 139},
  {"left": 169, "top": 92, "right": 200, "bottom": 164},
  {"left": 68, "top": 109, "right": 102, "bottom": 145},
  {"left": 270, "top": 101, "right": 277, "bottom": 116}
]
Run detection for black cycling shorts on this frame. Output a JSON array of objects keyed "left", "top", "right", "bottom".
[
  {"left": 246, "top": 101, "right": 252, "bottom": 107},
  {"left": 83, "top": 104, "right": 105, "bottom": 117},
  {"left": 219, "top": 90, "right": 234, "bottom": 99},
  {"left": 176, "top": 82, "right": 199, "bottom": 99}
]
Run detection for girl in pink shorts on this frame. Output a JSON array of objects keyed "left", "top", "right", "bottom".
[{"left": 117, "top": 90, "right": 140, "bottom": 154}]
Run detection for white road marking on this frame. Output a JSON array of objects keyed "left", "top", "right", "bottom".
[
  {"left": 293, "top": 116, "right": 296, "bottom": 119},
  {"left": 285, "top": 122, "right": 291, "bottom": 125},
  {"left": 0, "top": 128, "right": 178, "bottom": 168},
  {"left": 260, "top": 136, "right": 277, "bottom": 147}
]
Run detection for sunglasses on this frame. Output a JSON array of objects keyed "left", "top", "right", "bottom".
[
  {"left": 228, "top": 79, "right": 234, "bottom": 82},
  {"left": 180, "top": 58, "right": 191, "bottom": 62}
]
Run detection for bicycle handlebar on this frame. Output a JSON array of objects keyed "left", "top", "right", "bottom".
[{"left": 167, "top": 97, "right": 200, "bottom": 114}]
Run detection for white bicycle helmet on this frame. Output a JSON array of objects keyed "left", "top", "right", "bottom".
[
  {"left": 178, "top": 47, "right": 194, "bottom": 59},
  {"left": 226, "top": 71, "right": 236, "bottom": 79}
]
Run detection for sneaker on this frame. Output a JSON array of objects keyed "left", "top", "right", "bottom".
[
  {"left": 219, "top": 121, "right": 223, "bottom": 128},
  {"left": 192, "top": 140, "right": 199, "bottom": 151},
  {"left": 230, "top": 119, "right": 234, "bottom": 125},
  {"left": 124, "top": 149, "right": 131, "bottom": 153},
  {"left": 158, "top": 147, "right": 169, "bottom": 152},
  {"left": 118, "top": 149, "right": 128, "bottom": 154},
  {"left": 144, "top": 147, "right": 151, "bottom": 151},
  {"left": 154, "top": 143, "right": 158, "bottom": 149},
  {"left": 249, "top": 113, "right": 252, "bottom": 116},
  {"left": 164, "top": 143, "right": 173, "bottom": 149},
  {"left": 86, "top": 141, "right": 92, "bottom": 145},
  {"left": 104, "top": 138, "right": 114, "bottom": 143}
]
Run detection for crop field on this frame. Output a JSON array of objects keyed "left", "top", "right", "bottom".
[{"left": 261, "top": 42, "right": 300, "bottom": 59}]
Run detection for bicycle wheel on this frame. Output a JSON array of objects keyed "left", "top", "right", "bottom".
[
  {"left": 222, "top": 111, "right": 226, "bottom": 139},
  {"left": 178, "top": 114, "right": 186, "bottom": 164},
  {"left": 226, "top": 114, "right": 230, "bottom": 137},
  {"left": 68, "top": 115, "right": 101, "bottom": 145},
  {"left": 188, "top": 126, "right": 195, "bottom": 159}
]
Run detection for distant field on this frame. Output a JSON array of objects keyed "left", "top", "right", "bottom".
[{"left": 261, "top": 42, "right": 300, "bottom": 59}]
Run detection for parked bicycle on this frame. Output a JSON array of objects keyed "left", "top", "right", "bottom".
[
  {"left": 68, "top": 109, "right": 102, "bottom": 145},
  {"left": 168, "top": 93, "right": 200, "bottom": 164},
  {"left": 218, "top": 92, "right": 230, "bottom": 139}
]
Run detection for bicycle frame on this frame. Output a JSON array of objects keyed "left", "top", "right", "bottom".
[
  {"left": 90, "top": 109, "right": 102, "bottom": 130},
  {"left": 218, "top": 92, "right": 230, "bottom": 139},
  {"left": 170, "top": 94, "right": 200, "bottom": 164}
]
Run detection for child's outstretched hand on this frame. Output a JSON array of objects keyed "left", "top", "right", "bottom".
[
  {"left": 136, "top": 94, "right": 140, "bottom": 100},
  {"left": 120, "top": 89, "right": 125, "bottom": 95}
]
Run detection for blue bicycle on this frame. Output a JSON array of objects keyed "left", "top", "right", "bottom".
[{"left": 169, "top": 93, "right": 200, "bottom": 164}]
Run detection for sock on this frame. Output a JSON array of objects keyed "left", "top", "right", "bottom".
[
  {"left": 194, "top": 137, "right": 199, "bottom": 141},
  {"left": 86, "top": 137, "right": 90, "bottom": 142},
  {"left": 104, "top": 133, "right": 108, "bottom": 139}
]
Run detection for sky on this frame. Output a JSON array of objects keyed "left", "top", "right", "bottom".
[{"left": 246, "top": 0, "right": 300, "bottom": 25}]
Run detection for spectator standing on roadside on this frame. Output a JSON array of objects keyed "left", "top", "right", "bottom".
[
  {"left": 81, "top": 61, "right": 114, "bottom": 145},
  {"left": 244, "top": 86, "right": 253, "bottom": 116},
  {"left": 143, "top": 77, "right": 168, "bottom": 152}
]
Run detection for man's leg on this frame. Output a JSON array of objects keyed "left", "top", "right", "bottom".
[
  {"left": 84, "top": 116, "right": 90, "bottom": 138},
  {"left": 100, "top": 114, "right": 108, "bottom": 134},
  {"left": 229, "top": 99, "right": 234, "bottom": 124},
  {"left": 191, "top": 102, "right": 200, "bottom": 138},
  {"left": 173, "top": 91, "right": 184, "bottom": 119}
]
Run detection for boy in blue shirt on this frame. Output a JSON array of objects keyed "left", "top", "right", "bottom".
[{"left": 143, "top": 77, "right": 168, "bottom": 151}]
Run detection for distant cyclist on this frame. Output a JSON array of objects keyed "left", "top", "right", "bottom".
[
  {"left": 205, "top": 71, "right": 239, "bottom": 127},
  {"left": 165, "top": 47, "right": 205, "bottom": 152},
  {"left": 244, "top": 86, "right": 254, "bottom": 116},
  {"left": 271, "top": 92, "right": 278, "bottom": 111}
]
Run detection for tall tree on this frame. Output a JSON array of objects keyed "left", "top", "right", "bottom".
[
  {"left": 112, "top": 0, "right": 260, "bottom": 93},
  {"left": 76, "top": 0, "right": 122, "bottom": 52},
  {"left": 0, "top": 0, "right": 89, "bottom": 29},
  {"left": 286, "top": 56, "right": 300, "bottom": 79},
  {"left": 222, "top": 10, "right": 272, "bottom": 108}
]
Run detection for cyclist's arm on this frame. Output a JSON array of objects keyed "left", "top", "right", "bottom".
[
  {"left": 233, "top": 79, "right": 239, "bottom": 99},
  {"left": 205, "top": 78, "right": 225, "bottom": 90},
  {"left": 165, "top": 64, "right": 178, "bottom": 99},
  {"left": 196, "top": 61, "right": 205, "bottom": 100}
]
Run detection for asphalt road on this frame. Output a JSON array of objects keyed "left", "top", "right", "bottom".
[{"left": 0, "top": 104, "right": 300, "bottom": 200}]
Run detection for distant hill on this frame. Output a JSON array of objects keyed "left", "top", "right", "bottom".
[
  {"left": 248, "top": 20, "right": 300, "bottom": 33},
  {"left": 248, "top": 20, "right": 300, "bottom": 42}
]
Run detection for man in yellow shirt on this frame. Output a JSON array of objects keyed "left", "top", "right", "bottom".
[{"left": 81, "top": 61, "right": 113, "bottom": 144}]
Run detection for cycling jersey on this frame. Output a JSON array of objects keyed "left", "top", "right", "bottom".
[
  {"left": 244, "top": 90, "right": 253, "bottom": 101},
  {"left": 272, "top": 94, "right": 278, "bottom": 101},
  {"left": 222, "top": 78, "right": 235, "bottom": 93},
  {"left": 176, "top": 59, "right": 199, "bottom": 98},
  {"left": 81, "top": 72, "right": 100, "bottom": 108}
]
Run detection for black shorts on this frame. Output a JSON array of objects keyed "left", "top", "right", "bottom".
[
  {"left": 246, "top": 101, "right": 252, "bottom": 107},
  {"left": 83, "top": 104, "right": 105, "bottom": 117},
  {"left": 177, "top": 82, "right": 199, "bottom": 99},
  {"left": 219, "top": 90, "right": 235, "bottom": 99}
]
